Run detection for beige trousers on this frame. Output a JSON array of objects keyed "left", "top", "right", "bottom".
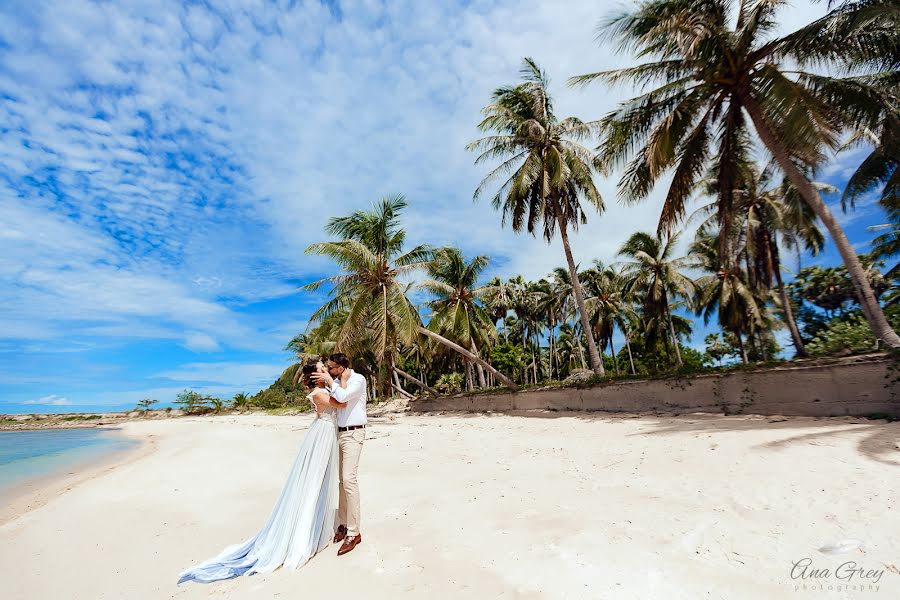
[{"left": 337, "top": 428, "right": 365, "bottom": 537}]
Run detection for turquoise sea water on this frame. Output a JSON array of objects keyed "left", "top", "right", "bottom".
[{"left": 0, "top": 428, "right": 139, "bottom": 494}]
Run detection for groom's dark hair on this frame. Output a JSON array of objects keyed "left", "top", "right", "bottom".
[{"left": 329, "top": 352, "right": 350, "bottom": 368}]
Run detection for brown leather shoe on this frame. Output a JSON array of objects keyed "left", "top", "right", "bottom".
[
  {"left": 337, "top": 533, "right": 362, "bottom": 556},
  {"left": 333, "top": 524, "right": 347, "bottom": 544}
]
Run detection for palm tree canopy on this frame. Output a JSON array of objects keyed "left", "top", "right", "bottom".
[
  {"left": 303, "top": 196, "right": 432, "bottom": 359},
  {"left": 689, "top": 161, "right": 828, "bottom": 271},
  {"left": 468, "top": 57, "right": 605, "bottom": 241},
  {"left": 583, "top": 263, "right": 638, "bottom": 351},
  {"left": 422, "top": 247, "right": 496, "bottom": 349},
  {"left": 841, "top": 112, "right": 899, "bottom": 210},
  {"left": 569, "top": 0, "right": 893, "bottom": 233},
  {"left": 325, "top": 194, "right": 409, "bottom": 257},
  {"left": 617, "top": 231, "right": 696, "bottom": 312},
  {"left": 690, "top": 230, "right": 764, "bottom": 331}
]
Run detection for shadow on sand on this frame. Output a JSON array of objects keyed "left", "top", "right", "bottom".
[{"left": 389, "top": 408, "right": 900, "bottom": 467}]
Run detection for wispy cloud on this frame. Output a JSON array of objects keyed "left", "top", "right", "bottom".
[
  {"left": 22, "top": 394, "right": 73, "bottom": 406},
  {"left": 155, "top": 361, "right": 286, "bottom": 387}
]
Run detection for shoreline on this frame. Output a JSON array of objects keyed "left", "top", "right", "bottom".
[
  {"left": 0, "top": 426, "right": 156, "bottom": 527},
  {"left": 0, "top": 410, "right": 179, "bottom": 431}
]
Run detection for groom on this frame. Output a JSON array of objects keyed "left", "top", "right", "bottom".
[{"left": 314, "top": 352, "right": 367, "bottom": 556}]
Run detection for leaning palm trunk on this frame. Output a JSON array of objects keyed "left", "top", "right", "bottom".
[
  {"left": 665, "top": 305, "right": 683, "bottom": 367},
  {"left": 394, "top": 387, "right": 414, "bottom": 400},
  {"left": 392, "top": 369, "right": 406, "bottom": 395},
  {"left": 558, "top": 222, "right": 605, "bottom": 375},
  {"left": 392, "top": 371, "right": 415, "bottom": 399},
  {"left": 624, "top": 329, "right": 637, "bottom": 375},
  {"left": 736, "top": 331, "right": 749, "bottom": 364},
  {"left": 394, "top": 367, "right": 438, "bottom": 396},
  {"left": 549, "top": 320, "right": 557, "bottom": 380},
  {"left": 768, "top": 230, "right": 808, "bottom": 357},
  {"left": 471, "top": 341, "right": 487, "bottom": 388},
  {"left": 522, "top": 330, "right": 528, "bottom": 385},
  {"left": 417, "top": 326, "right": 518, "bottom": 391},
  {"left": 757, "top": 331, "right": 769, "bottom": 362},
  {"left": 610, "top": 334, "right": 619, "bottom": 375},
  {"left": 743, "top": 97, "right": 900, "bottom": 349},
  {"left": 775, "top": 268, "right": 807, "bottom": 358}
]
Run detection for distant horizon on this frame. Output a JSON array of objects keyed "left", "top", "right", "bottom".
[{"left": 2, "top": 403, "right": 152, "bottom": 416}]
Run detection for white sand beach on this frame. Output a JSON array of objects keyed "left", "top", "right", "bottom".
[{"left": 2, "top": 410, "right": 898, "bottom": 599}]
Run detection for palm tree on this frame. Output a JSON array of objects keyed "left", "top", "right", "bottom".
[
  {"left": 482, "top": 276, "right": 517, "bottom": 341},
  {"left": 536, "top": 275, "right": 567, "bottom": 380},
  {"left": 548, "top": 266, "right": 578, "bottom": 328},
  {"left": 689, "top": 230, "right": 764, "bottom": 364},
  {"left": 584, "top": 262, "right": 639, "bottom": 375},
  {"left": 231, "top": 393, "right": 250, "bottom": 410},
  {"left": 497, "top": 276, "right": 546, "bottom": 384},
  {"left": 570, "top": 0, "right": 900, "bottom": 348},
  {"left": 520, "top": 279, "right": 548, "bottom": 383},
  {"left": 543, "top": 266, "right": 583, "bottom": 374},
  {"left": 742, "top": 176, "right": 828, "bottom": 357},
  {"left": 468, "top": 57, "right": 607, "bottom": 375},
  {"left": 691, "top": 163, "right": 828, "bottom": 357},
  {"left": 304, "top": 196, "right": 429, "bottom": 398},
  {"left": 617, "top": 231, "right": 695, "bottom": 367},
  {"left": 304, "top": 195, "right": 518, "bottom": 393},
  {"left": 422, "top": 247, "right": 497, "bottom": 388},
  {"left": 554, "top": 323, "right": 584, "bottom": 377},
  {"left": 705, "top": 333, "right": 730, "bottom": 367}
]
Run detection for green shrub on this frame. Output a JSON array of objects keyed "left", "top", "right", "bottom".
[
  {"left": 435, "top": 372, "right": 465, "bottom": 395},
  {"left": 489, "top": 343, "right": 525, "bottom": 376},
  {"left": 173, "top": 390, "right": 213, "bottom": 414},
  {"left": 807, "top": 305, "right": 900, "bottom": 356},
  {"left": 231, "top": 392, "right": 250, "bottom": 409}
]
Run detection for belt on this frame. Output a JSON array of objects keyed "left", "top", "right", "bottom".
[{"left": 338, "top": 425, "right": 366, "bottom": 432}]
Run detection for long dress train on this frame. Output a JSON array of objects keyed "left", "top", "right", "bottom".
[{"left": 176, "top": 397, "right": 339, "bottom": 584}]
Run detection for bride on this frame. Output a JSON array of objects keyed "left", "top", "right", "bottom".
[{"left": 177, "top": 360, "right": 342, "bottom": 584}]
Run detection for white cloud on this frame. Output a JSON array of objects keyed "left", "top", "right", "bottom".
[
  {"left": 22, "top": 394, "right": 73, "bottom": 406},
  {"left": 183, "top": 332, "right": 222, "bottom": 353}
]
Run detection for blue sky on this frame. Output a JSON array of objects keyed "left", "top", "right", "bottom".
[{"left": 0, "top": 0, "right": 891, "bottom": 413}]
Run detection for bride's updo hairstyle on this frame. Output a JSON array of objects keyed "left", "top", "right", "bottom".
[{"left": 300, "top": 361, "right": 320, "bottom": 390}]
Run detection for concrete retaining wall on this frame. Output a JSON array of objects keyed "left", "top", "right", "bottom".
[{"left": 409, "top": 354, "right": 900, "bottom": 417}]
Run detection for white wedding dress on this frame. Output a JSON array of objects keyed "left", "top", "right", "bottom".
[{"left": 177, "top": 394, "right": 339, "bottom": 584}]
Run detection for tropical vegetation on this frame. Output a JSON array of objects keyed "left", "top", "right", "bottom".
[{"left": 240, "top": 0, "right": 898, "bottom": 408}]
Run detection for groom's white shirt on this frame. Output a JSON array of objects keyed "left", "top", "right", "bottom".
[{"left": 330, "top": 369, "right": 368, "bottom": 428}]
